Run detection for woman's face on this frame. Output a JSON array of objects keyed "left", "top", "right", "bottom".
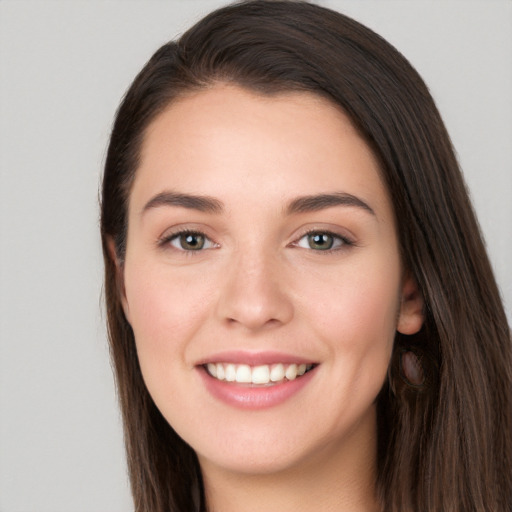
[{"left": 119, "top": 85, "right": 422, "bottom": 477}]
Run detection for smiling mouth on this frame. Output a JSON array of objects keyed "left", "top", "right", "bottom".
[{"left": 204, "top": 362, "right": 316, "bottom": 386}]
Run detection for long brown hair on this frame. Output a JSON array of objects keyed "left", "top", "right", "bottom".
[{"left": 100, "top": 1, "right": 512, "bottom": 510}]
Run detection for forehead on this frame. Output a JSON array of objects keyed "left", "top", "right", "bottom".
[{"left": 131, "top": 84, "right": 391, "bottom": 218}]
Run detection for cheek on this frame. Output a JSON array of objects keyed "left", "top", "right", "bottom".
[
  {"left": 301, "top": 254, "right": 401, "bottom": 370},
  {"left": 123, "top": 260, "right": 215, "bottom": 366}
]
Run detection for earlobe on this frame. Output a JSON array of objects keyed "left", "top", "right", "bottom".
[
  {"left": 397, "top": 274, "right": 424, "bottom": 335},
  {"left": 106, "top": 237, "right": 131, "bottom": 324}
]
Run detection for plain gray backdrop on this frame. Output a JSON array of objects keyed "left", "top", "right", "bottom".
[{"left": 0, "top": 1, "right": 510, "bottom": 511}]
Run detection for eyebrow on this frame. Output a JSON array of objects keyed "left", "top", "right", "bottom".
[
  {"left": 142, "top": 191, "right": 223, "bottom": 215},
  {"left": 286, "top": 192, "right": 375, "bottom": 216},
  {"left": 141, "top": 190, "right": 375, "bottom": 217}
]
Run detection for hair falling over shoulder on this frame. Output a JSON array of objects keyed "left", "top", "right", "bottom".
[{"left": 100, "top": 1, "right": 512, "bottom": 510}]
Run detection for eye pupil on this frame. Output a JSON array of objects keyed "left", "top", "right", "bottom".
[
  {"left": 308, "top": 233, "right": 333, "bottom": 250},
  {"left": 181, "top": 233, "right": 205, "bottom": 250}
]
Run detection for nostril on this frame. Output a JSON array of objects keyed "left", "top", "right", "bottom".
[{"left": 225, "top": 315, "right": 285, "bottom": 330}]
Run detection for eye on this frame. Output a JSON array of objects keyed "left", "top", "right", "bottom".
[
  {"left": 296, "top": 231, "right": 351, "bottom": 251},
  {"left": 166, "top": 231, "right": 216, "bottom": 251}
]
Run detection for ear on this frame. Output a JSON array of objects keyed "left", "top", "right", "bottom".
[
  {"left": 397, "top": 273, "right": 424, "bottom": 335},
  {"left": 106, "top": 237, "right": 131, "bottom": 324}
]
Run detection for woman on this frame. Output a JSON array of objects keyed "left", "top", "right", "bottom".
[{"left": 100, "top": 1, "right": 512, "bottom": 511}]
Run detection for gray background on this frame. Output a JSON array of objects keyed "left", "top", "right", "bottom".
[{"left": 0, "top": 1, "right": 510, "bottom": 511}]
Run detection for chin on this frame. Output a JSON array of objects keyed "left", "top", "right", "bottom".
[{"left": 197, "top": 443, "right": 313, "bottom": 477}]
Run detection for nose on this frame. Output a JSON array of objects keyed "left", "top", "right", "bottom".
[{"left": 215, "top": 251, "right": 294, "bottom": 331}]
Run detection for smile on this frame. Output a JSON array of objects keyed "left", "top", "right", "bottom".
[{"left": 205, "top": 362, "right": 315, "bottom": 386}]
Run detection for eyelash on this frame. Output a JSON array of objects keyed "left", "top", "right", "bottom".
[
  {"left": 158, "top": 230, "right": 217, "bottom": 252},
  {"left": 293, "top": 229, "right": 354, "bottom": 253},
  {"left": 158, "top": 228, "right": 354, "bottom": 254}
]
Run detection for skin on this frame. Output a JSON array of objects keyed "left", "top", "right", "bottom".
[{"left": 117, "top": 84, "right": 424, "bottom": 511}]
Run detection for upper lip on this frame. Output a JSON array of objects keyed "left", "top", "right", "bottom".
[{"left": 195, "top": 350, "right": 317, "bottom": 367}]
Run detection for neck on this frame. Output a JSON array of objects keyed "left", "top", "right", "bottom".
[{"left": 199, "top": 409, "right": 382, "bottom": 512}]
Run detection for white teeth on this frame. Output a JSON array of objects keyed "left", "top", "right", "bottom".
[
  {"left": 225, "top": 363, "right": 236, "bottom": 382},
  {"left": 285, "top": 364, "right": 297, "bottom": 381},
  {"left": 270, "top": 363, "right": 285, "bottom": 382},
  {"left": 207, "top": 363, "right": 217, "bottom": 378},
  {"left": 205, "top": 362, "right": 314, "bottom": 385},
  {"left": 216, "top": 363, "right": 225, "bottom": 380},
  {"left": 236, "top": 364, "right": 252, "bottom": 383},
  {"left": 252, "top": 365, "right": 270, "bottom": 384}
]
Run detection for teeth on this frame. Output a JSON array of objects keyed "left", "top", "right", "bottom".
[
  {"left": 205, "top": 362, "right": 314, "bottom": 385},
  {"left": 207, "top": 363, "right": 217, "bottom": 378},
  {"left": 236, "top": 364, "right": 252, "bottom": 383},
  {"left": 270, "top": 363, "right": 284, "bottom": 382},
  {"left": 285, "top": 364, "right": 297, "bottom": 380},
  {"left": 225, "top": 363, "right": 236, "bottom": 382},
  {"left": 216, "top": 363, "right": 225, "bottom": 380},
  {"left": 252, "top": 365, "right": 270, "bottom": 384}
]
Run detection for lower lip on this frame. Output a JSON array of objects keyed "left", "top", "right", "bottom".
[{"left": 198, "top": 366, "right": 316, "bottom": 410}]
